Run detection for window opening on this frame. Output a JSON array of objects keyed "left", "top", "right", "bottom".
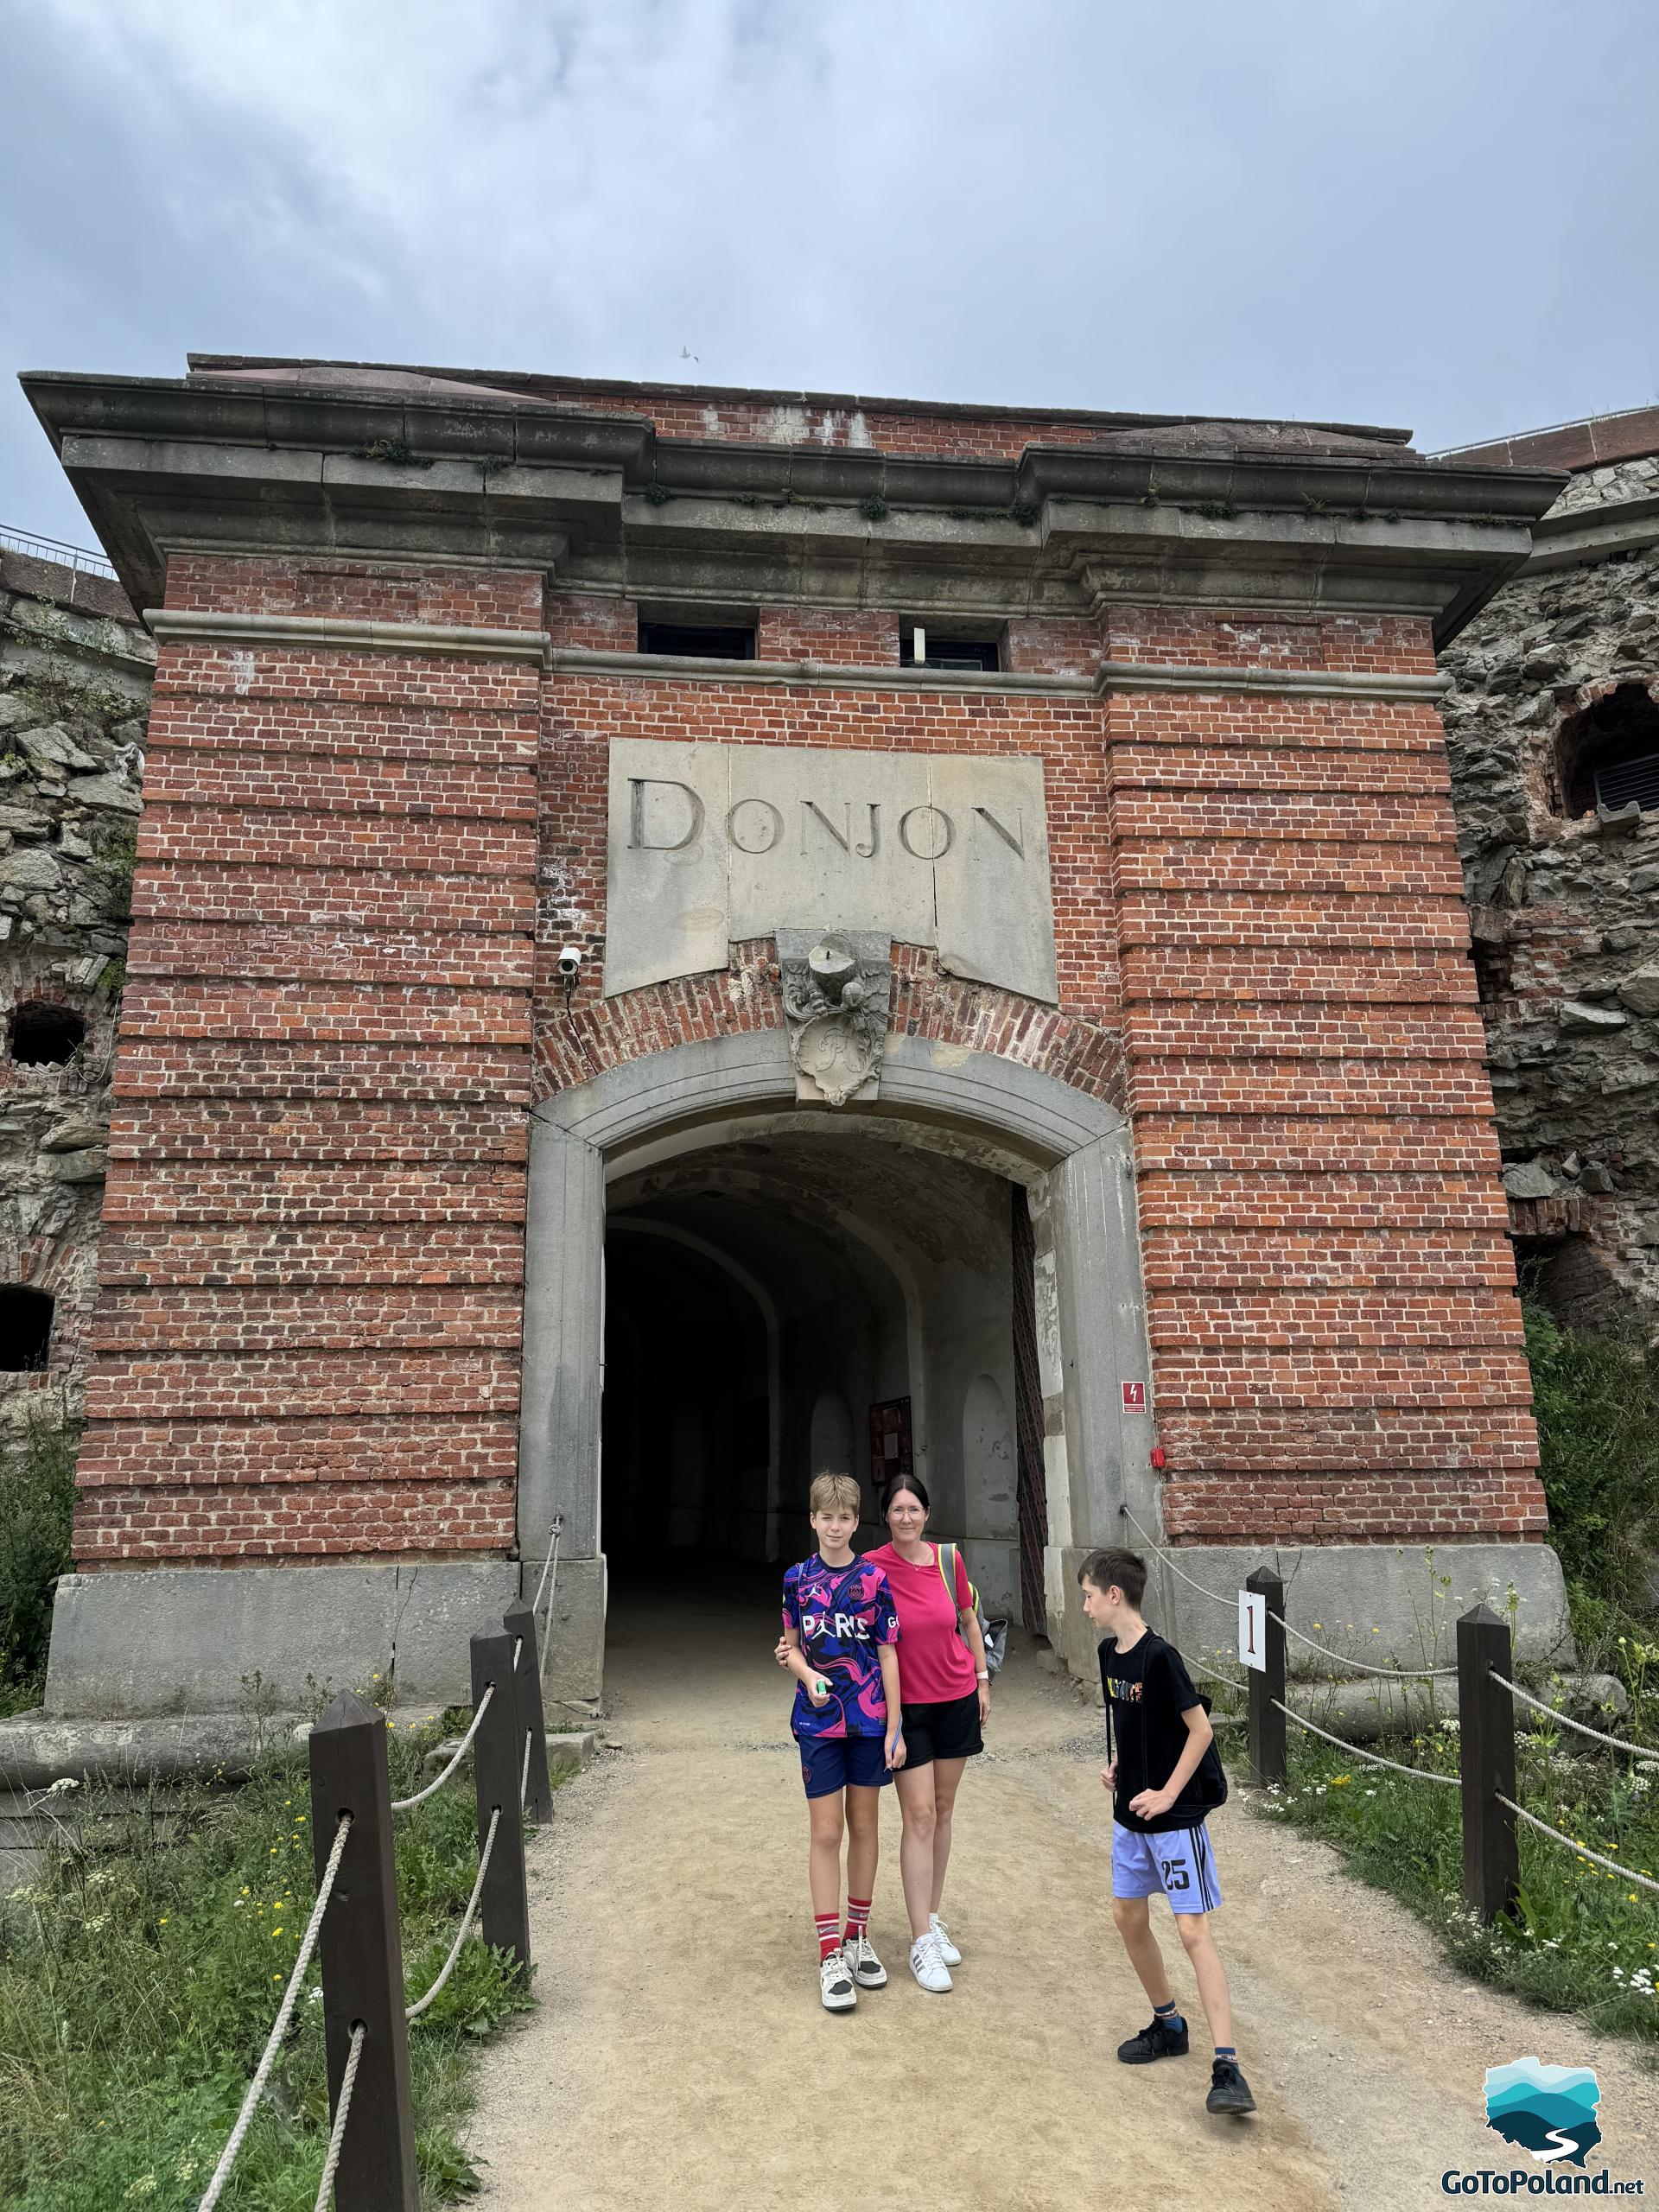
[
  {"left": 0, "top": 1286, "right": 53, "bottom": 1372},
  {"left": 8, "top": 1002, "right": 86, "bottom": 1067},
  {"left": 900, "top": 625, "right": 1000, "bottom": 672},
  {"left": 639, "top": 621, "right": 756, "bottom": 660},
  {"left": 1554, "top": 684, "right": 1659, "bottom": 818}
]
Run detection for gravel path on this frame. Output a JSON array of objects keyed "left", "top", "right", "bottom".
[{"left": 467, "top": 1586, "right": 1658, "bottom": 2209}]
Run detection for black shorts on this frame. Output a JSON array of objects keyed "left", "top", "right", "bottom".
[{"left": 898, "top": 1690, "right": 982, "bottom": 1770}]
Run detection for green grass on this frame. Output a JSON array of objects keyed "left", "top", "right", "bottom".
[
  {"left": 0, "top": 1409, "right": 78, "bottom": 1718},
  {"left": 0, "top": 1725, "right": 546, "bottom": 2209},
  {"left": 1258, "top": 1718, "right": 1659, "bottom": 2045}
]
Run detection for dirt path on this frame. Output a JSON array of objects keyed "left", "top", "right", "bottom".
[{"left": 467, "top": 1586, "right": 1658, "bottom": 2211}]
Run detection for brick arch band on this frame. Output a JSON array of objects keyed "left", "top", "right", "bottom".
[{"left": 518, "top": 1030, "right": 1154, "bottom": 1708}]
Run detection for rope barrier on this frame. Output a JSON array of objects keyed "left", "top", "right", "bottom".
[
  {"left": 197, "top": 1814, "right": 353, "bottom": 2212},
  {"left": 1122, "top": 1503, "right": 1457, "bottom": 1680},
  {"left": 1272, "top": 1699, "right": 1461, "bottom": 1786},
  {"left": 311, "top": 2022, "right": 365, "bottom": 2212},
  {"left": 537, "top": 1525, "right": 562, "bottom": 1688},
  {"left": 389, "top": 1682, "right": 494, "bottom": 1814},
  {"left": 1119, "top": 1505, "right": 1236, "bottom": 1611},
  {"left": 405, "top": 1806, "right": 503, "bottom": 2022},
  {"left": 1273, "top": 1617, "right": 1456, "bottom": 1681},
  {"left": 1492, "top": 1671, "right": 1659, "bottom": 1761},
  {"left": 529, "top": 1522, "right": 561, "bottom": 1622},
  {"left": 1185, "top": 1652, "right": 1247, "bottom": 1694},
  {"left": 520, "top": 1729, "right": 532, "bottom": 1812},
  {"left": 512, "top": 1637, "right": 524, "bottom": 1672},
  {"left": 1496, "top": 1796, "right": 1659, "bottom": 1895}
]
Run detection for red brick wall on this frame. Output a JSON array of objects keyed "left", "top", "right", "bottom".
[
  {"left": 539, "top": 590, "right": 1543, "bottom": 1548},
  {"left": 1106, "top": 616, "right": 1541, "bottom": 1542},
  {"left": 74, "top": 550, "right": 1545, "bottom": 1567},
  {"left": 77, "top": 563, "right": 540, "bottom": 1566}
]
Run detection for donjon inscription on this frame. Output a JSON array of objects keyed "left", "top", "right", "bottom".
[{"left": 603, "top": 737, "right": 1057, "bottom": 1001}]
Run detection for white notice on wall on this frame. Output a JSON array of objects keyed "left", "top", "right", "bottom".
[{"left": 1237, "top": 1589, "right": 1267, "bottom": 1673}]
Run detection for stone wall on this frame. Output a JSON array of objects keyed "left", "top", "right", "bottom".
[
  {"left": 1439, "top": 422, "right": 1659, "bottom": 1330},
  {"left": 0, "top": 548, "right": 149, "bottom": 1439}
]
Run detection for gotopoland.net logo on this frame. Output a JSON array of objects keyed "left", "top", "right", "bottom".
[{"left": 1440, "top": 2059, "right": 1645, "bottom": 2195}]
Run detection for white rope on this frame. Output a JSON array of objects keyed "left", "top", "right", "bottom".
[
  {"left": 389, "top": 1681, "right": 494, "bottom": 1814},
  {"left": 1119, "top": 1505, "right": 1236, "bottom": 1611},
  {"left": 529, "top": 1521, "right": 561, "bottom": 1621},
  {"left": 404, "top": 1806, "right": 502, "bottom": 2022},
  {"left": 311, "top": 2021, "right": 366, "bottom": 2212},
  {"left": 1272, "top": 1698, "right": 1461, "bottom": 1786},
  {"left": 520, "top": 1728, "right": 532, "bottom": 1810},
  {"left": 1492, "top": 1671, "right": 1659, "bottom": 1761},
  {"left": 1185, "top": 1652, "right": 1247, "bottom": 1693},
  {"left": 512, "top": 1637, "right": 524, "bottom": 1672},
  {"left": 197, "top": 1815, "right": 353, "bottom": 2212},
  {"left": 1122, "top": 1503, "right": 1455, "bottom": 1678},
  {"left": 1496, "top": 1796, "right": 1659, "bottom": 1895},
  {"left": 1272, "top": 1617, "right": 1456, "bottom": 1680},
  {"left": 537, "top": 1525, "right": 562, "bottom": 1688}
]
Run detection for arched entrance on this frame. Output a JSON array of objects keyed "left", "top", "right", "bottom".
[
  {"left": 601, "top": 1125, "right": 1028, "bottom": 1614},
  {"left": 518, "top": 1031, "right": 1154, "bottom": 1714}
]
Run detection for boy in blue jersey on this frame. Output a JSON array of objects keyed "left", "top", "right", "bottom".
[{"left": 780, "top": 1471, "right": 904, "bottom": 2012}]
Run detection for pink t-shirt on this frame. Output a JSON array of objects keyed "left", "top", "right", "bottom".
[{"left": 864, "top": 1542, "right": 977, "bottom": 1705}]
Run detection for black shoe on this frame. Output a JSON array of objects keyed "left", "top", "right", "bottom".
[
  {"left": 1116, "top": 2014, "right": 1189, "bottom": 2063},
  {"left": 1206, "top": 2058, "right": 1256, "bottom": 2114}
]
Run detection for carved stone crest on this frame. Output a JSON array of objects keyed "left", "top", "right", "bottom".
[{"left": 777, "top": 930, "right": 892, "bottom": 1106}]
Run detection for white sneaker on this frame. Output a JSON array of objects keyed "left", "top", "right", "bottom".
[
  {"left": 929, "top": 1911, "right": 962, "bottom": 1967},
  {"left": 844, "top": 1929, "right": 887, "bottom": 1988},
  {"left": 819, "top": 1946, "right": 857, "bottom": 2012},
  {"left": 908, "top": 1930, "right": 953, "bottom": 1993}
]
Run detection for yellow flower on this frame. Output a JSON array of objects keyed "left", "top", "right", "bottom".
[
  {"left": 1331, "top": 1776, "right": 1351, "bottom": 1787},
  {"left": 272, "top": 1927, "right": 283, "bottom": 1937}
]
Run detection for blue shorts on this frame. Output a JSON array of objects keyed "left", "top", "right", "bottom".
[
  {"left": 798, "top": 1734, "right": 893, "bottom": 1799},
  {"left": 1112, "top": 1820, "right": 1223, "bottom": 1915}
]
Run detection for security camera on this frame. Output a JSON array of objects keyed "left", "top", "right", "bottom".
[{"left": 557, "top": 945, "right": 584, "bottom": 981}]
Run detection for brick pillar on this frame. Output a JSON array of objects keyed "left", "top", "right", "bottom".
[
  {"left": 52, "top": 558, "right": 542, "bottom": 1714},
  {"left": 1109, "top": 611, "right": 1548, "bottom": 1554}
]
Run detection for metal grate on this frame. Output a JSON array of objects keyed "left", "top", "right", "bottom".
[
  {"left": 1594, "top": 750, "right": 1659, "bottom": 814},
  {"left": 1011, "top": 1185, "right": 1047, "bottom": 1634}
]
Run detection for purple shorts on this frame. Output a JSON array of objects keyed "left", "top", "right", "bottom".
[
  {"left": 1112, "top": 1820, "right": 1222, "bottom": 1914},
  {"left": 798, "top": 1734, "right": 893, "bottom": 1799}
]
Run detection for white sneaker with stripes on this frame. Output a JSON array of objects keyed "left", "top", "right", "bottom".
[
  {"left": 908, "top": 1929, "right": 952, "bottom": 1993},
  {"left": 929, "top": 1912, "right": 962, "bottom": 1967}
]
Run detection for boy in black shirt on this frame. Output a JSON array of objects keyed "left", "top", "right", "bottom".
[{"left": 1080, "top": 1546, "right": 1255, "bottom": 2117}]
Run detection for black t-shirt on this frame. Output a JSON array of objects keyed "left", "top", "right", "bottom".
[{"left": 1098, "top": 1630, "right": 1212, "bottom": 1834}]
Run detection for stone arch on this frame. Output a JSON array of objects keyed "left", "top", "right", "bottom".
[{"left": 518, "top": 1029, "right": 1153, "bottom": 1703}]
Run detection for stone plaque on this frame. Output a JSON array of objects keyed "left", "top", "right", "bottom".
[{"left": 604, "top": 738, "right": 1058, "bottom": 1003}]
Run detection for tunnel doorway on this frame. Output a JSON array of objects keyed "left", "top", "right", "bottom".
[{"left": 600, "top": 1122, "right": 1039, "bottom": 1629}]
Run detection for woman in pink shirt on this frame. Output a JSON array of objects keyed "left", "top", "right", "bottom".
[{"left": 865, "top": 1476, "right": 991, "bottom": 1994}]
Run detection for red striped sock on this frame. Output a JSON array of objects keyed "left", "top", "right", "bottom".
[
  {"left": 815, "top": 1912, "right": 841, "bottom": 1961},
  {"left": 843, "top": 1896, "right": 872, "bottom": 1944}
]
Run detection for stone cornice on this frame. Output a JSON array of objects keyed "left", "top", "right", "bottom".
[
  {"left": 137, "top": 617, "right": 1455, "bottom": 701},
  {"left": 146, "top": 607, "right": 551, "bottom": 664},
  {"left": 23, "top": 369, "right": 1566, "bottom": 641},
  {"left": 1522, "top": 493, "right": 1659, "bottom": 575}
]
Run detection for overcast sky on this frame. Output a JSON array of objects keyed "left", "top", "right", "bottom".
[{"left": 4, "top": 0, "right": 1656, "bottom": 551}]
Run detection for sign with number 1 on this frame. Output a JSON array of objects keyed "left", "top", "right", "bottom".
[{"left": 1238, "top": 1589, "right": 1267, "bottom": 1672}]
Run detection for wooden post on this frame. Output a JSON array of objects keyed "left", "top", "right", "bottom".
[
  {"left": 504, "top": 1601, "right": 555, "bottom": 1822},
  {"left": 1459, "top": 1604, "right": 1520, "bottom": 1924},
  {"left": 1246, "top": 1567, "right": 1287, "bottom": 1788},
  {"left": 308, "top": 1688, "right": 420, "bottom": 2211},
  {"left": 470, "top": 1630, "right": 531, "bottom": 1973}
]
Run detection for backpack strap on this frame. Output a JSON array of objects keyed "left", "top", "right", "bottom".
[{"left": 937, "top": 1541, "right": 977, "bottom": 1615}]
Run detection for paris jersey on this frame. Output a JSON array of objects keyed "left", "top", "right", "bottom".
[{"left": 781, "top": 1554, "right": 900, "bottom": 1739}]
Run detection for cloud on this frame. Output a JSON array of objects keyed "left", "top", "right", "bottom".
[{"left": 5, "top": 0, "right": 1659, "bottom": 546}]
